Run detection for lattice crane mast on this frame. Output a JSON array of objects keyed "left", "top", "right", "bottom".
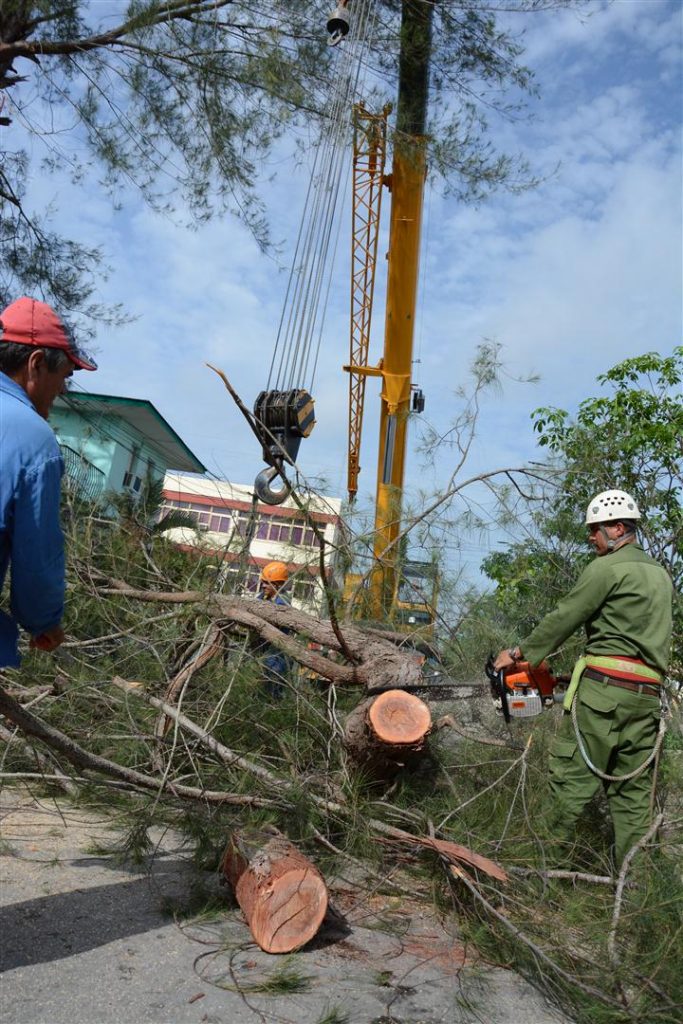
[{"left": 344, "top": 104, "right": 389, "bottom": 502}]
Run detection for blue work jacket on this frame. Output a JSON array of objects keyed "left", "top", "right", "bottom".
[{"left": 0, "top": 372, "right": 65, "bottom": 667}]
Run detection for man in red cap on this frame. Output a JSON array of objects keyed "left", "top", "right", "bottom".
[{"left": 0, "top": 297, "right": 97, "bottom": 667}]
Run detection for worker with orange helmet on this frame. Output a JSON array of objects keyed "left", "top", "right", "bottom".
[
  {"left": 494, "top": 489, "right": 673, "bottom": 867},
  {"left": 257, "top": 561, "right": 291, "bottom": 698},
  {"left": 260, "top": 560, "right": 290, "bottom": 598}
]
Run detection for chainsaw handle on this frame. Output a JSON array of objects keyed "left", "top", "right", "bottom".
[{"left": 485, "top": 655, "right": 511, "bottom": 724}]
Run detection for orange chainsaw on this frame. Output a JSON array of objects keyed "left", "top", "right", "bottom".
[{"left": 485, "top": 656, "right": 566, "bottom": 722}]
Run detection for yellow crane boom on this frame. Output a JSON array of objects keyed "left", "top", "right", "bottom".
[
  {"left": 370, "top": 0, "right": 433, "bottom": 618},
  {"left": 343, "top": 1, "right": 435, "bottom": 626},
  {"left": 370, "top": 132, "right": 427, "bottom": 616}
]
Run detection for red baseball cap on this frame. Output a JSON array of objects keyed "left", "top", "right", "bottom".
[{"left": 0, "top": 297, "right": 97, "bottom": 370}]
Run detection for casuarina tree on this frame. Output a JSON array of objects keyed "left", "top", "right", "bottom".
[{"left": 1, "top": 0, "right": 582, "bottom": 329}]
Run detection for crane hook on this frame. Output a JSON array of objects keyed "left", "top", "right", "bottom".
[{"left": 254, "top": 465, "right": 291, "bottom": 505}]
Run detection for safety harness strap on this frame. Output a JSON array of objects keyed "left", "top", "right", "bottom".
[{"left": 562, "top": 655, "right": 663, "bottom": 711}]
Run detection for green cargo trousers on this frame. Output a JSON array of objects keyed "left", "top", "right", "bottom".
[{"left": 547, "top": 675, "right": 661, "bottom": 867}]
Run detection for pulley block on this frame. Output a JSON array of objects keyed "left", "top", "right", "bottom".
[
  {"left": 411, "top": 387, "right": 425, "bottom": 414},
  {"left": 327, "top": 4, "right": 350, "bottom": 46},
  {"left": 253, "top": 389, "right": 316, "bottom": 505}
]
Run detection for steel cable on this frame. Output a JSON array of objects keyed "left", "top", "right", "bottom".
[{"left": 267, "top": 0, "right": 378, "bottom": 396}]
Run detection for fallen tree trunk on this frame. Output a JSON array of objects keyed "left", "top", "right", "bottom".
[
  {"left": 221, "top": 829, "right": 328, "bottom": 953},
  {"left": 344, "top": 689, "right": 432, "bottom": 780},
  {"left": 99, "top": 584, "right": 423, "bottom": 691}
]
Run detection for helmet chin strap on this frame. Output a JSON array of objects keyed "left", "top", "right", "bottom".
[{"left": 598, "top": 525, "right": 635, "bottom": 553}]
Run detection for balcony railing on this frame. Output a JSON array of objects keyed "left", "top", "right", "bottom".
[{"left": 60, "top": 444, "right": 105, "bottom": 501}]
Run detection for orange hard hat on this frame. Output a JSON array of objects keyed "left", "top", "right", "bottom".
[{"left": 261, "top": 561, "right": 289, "bottom": 584}]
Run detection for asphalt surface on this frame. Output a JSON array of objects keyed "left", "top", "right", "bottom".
[{"left": 0, "top": 789, "right": 572, "bottom": 1024}]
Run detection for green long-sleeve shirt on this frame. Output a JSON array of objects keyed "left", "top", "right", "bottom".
[{"left": 520, "top": 543, "right": 673, "bottom": 674}]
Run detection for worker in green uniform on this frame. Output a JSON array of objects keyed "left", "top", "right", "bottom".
[{"left": 494, "top": 489, "right": 673, "bottom": 867}]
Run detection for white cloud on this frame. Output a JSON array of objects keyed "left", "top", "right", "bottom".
[{"left": 519, "top": 0, "right": 680, "bottom": 67}]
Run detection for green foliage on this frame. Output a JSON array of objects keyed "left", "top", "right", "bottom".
[
  {"left": 1, "top": 0, "right": 582, "bottom": 322},
  {"left": 231, "top": 957, "right": 312, "bottom": 995},
  {"left": 532, "top": 348, "right": 682, "bottom": 581},
  {"left": 315, "top": 1010, "right": 350, "bottom": 1024},
  {"left": 531, "top": 347, "right": 682, "bottom": 671},
  {"left": 87, "top": 814, "right": 154, "bottom": 866},
  {"left": 463, "top": 350, "right": 681, "bottom": 675},
  {"left": 481, "top": 541, "right": 583, "bottom": 645},
  {"left": 433, "top": 717, "right": 683, "bottom": 1024}
]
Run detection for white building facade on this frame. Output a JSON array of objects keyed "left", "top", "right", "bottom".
[{"left": 161, "top": 473, "right": 344, "bottom": 614}]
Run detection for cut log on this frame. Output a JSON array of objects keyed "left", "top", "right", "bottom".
[
  {"left": 344, "top": 689, "right": 432, "bottom": 780},
  {"left": 221, "top": 829, "right": 328, "bottom": 954}
]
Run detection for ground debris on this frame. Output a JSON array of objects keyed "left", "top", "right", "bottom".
[{"left": 0, "top": 788, "right": 571, "bottom": 1024}]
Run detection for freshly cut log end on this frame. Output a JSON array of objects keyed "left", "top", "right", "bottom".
[
  {"left": 221, "top": 831, "right": 328, "bottom": 954},
  {"left": 344, "top": 689, "right": 432, "bottom": 781},
  {"left": 367, "top": 689, "right": 432, "bottom": 744}
]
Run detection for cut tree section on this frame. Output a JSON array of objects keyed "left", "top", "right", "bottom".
[
  {"left": 368, "top": 689, "right": 432, "bottom": 743},
  {"left": 344, "top": 689, "right": 432, "bottom": 780},
  {"left": 221, "top": 830, "right": 328, "bottom": 953}
]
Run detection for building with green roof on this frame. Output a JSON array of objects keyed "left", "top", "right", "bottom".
[{"left": 50, "top": 391, "right": 206, "bottom": 501}]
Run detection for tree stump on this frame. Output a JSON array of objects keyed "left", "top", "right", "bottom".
[
  {"left": 220, "top": 830, "right": 328, "bottom": 953},
  {"left": 344, "top": 689, "right": 432, "bottom": 780}
]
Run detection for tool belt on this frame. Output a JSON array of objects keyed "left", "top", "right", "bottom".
[
  {"left": 582, "top": 667, "right": 660, "bottom": 698},
  {"left": 563, "top": 654, "right": 663, "bottom": 711}
]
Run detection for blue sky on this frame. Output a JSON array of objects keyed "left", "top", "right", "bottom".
[{"left": 14, "top": 0, "right": 683, "bottom": 578}]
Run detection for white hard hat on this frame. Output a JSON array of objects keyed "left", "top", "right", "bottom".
[{"left": 585, "top": 489, "right": 641, "bottom": 525}]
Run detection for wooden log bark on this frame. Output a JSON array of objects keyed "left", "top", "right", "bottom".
[
  {"left": 221, "top": 829, "right": 328, "bottom": 954},
  {"left": 344, "top": 689, "right": 432, "bottom": 780},
  {"left": 98, "top": 585, "right": 424, "bottom": 691}
]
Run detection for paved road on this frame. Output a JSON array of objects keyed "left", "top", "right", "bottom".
[{"left": 0, "top": 789, "right": 571, "bottom": 1024}]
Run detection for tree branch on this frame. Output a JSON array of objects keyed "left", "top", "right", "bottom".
[
  {"left": 607, "top": 813, "right": 665, "bottom": 968},
  {"left": 0, "top": 682, "right": 274, "bottom": 809}
]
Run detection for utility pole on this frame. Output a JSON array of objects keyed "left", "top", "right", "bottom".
[{"left": 369, "top": 0, "right": 433, "bottom": 618}]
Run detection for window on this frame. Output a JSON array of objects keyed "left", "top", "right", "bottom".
[
  {"left": 395, "top": 608, "right": 433, "bottom": 626},
  {"left": 293, "top": 576, "right": 317, "bottom": 602},
  {"left": 122, "top": 445, "right": 141, "bottom": 491},
  {"left": 234, "top": 513, "right": 251, "bottom": 537},
  {"left": 397, "top": 572, "right": 432, "bottom": 604}
]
